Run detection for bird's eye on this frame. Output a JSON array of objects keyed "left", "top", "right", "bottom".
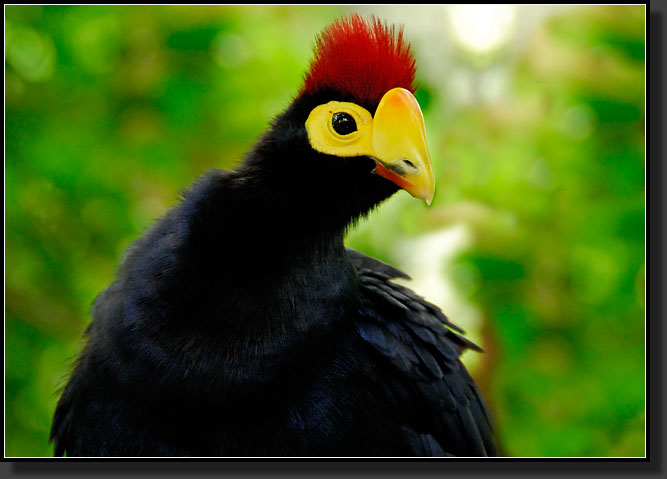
[{"left": 331, "top": 112, "right": 357, "bottom": 135}]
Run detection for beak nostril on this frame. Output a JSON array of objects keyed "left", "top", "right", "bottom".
[{"left": 400, "top": 158, "right": 418, "bottom": 172}]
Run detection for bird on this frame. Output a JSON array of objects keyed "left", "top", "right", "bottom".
[{"left": 50, "top": 14, "right": 497, "bottom": 457}]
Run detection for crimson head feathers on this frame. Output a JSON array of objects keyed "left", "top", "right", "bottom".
[{"left": 301, "top": 15, "right": 417, "bottom": 107}]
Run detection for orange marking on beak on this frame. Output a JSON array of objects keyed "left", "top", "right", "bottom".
[{"left": 374, "top": 162, "right": 417, "bottom": 192}]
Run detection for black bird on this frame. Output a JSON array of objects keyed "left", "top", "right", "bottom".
[{"left": 51, "top": 15, "right": 497, "bottom": 457}]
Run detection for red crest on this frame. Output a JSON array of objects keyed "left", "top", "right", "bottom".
[{"left": 301, "top": 15, "right": 417, "bottom": 107}]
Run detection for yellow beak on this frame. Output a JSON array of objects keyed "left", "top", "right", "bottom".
[{"left": 371, "top": 88, "right": 435, "bottom": 205}]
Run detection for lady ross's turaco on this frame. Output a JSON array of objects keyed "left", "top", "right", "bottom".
[{"left": 51, "top": 15, "right": 497, "bottom": 457}]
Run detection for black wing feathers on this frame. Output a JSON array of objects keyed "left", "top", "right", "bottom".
[
  {"left": 348, "top": 248, "right": 497, "bottom": 457},
  {"left": 346, "top": 248, "right": 411, "bottom": 281}
]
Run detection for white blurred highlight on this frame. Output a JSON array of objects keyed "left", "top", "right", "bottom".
[
  {"left": 393, "top": 224, "right": 482, "bottom": 335},
  {"left": 446, "top": 5, "right": 517, "bottom": 54}
]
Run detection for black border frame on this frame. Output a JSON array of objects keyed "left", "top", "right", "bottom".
[{"left": 3, "top": 3, "right": 662, "bottom": 477}]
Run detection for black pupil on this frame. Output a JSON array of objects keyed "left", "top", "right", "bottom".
[{"left": 332, "top": 112, "right": 357, "bottom": 135}]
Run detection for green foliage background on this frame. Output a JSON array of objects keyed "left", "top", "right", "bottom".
[{"left": 5, "top": 5, "right": 645, "bottom": 457}]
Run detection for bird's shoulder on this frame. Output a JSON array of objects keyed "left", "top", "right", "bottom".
[
  {"left": 346, "top": 247, "right": 480, "bottom": 357},
  {"left": 347, "top": 248, "right": 497, "bottom": 456}
]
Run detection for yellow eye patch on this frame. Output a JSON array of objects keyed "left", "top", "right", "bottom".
[
  {"left": 302, "top": 88, "right": 435, "bottom": 204},
  {"left": 305, "top": 101, "right": 375, "bottom": 158}
]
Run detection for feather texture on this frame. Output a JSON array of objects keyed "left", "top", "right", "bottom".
[
  {"left": 50, "top": 169, "right": 497, "bottom": 457},
  {"left": 350, "top": 249, "right": 498, "bottom": 456},
  {"left": 301, "top": 14, "right": 416, "bottom": 107}
]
